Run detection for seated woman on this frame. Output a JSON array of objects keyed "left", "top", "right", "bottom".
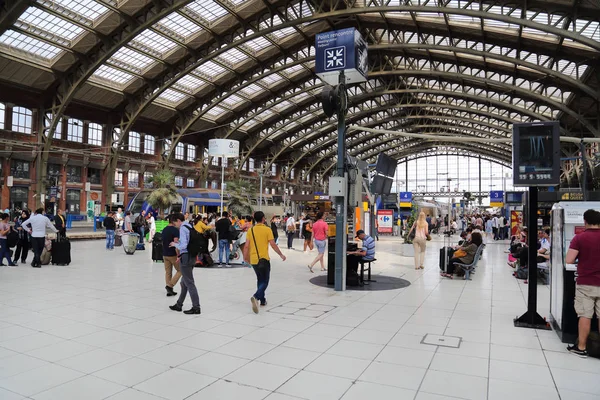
[{"left": 442, "top": 232, "right": 483, "bottom": 279}]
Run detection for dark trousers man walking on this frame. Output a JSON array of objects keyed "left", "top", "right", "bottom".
[{"left": 31, "top": 237, "right": 45, "bottom": 267}]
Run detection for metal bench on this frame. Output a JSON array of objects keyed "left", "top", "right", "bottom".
[{"left": 455, "top": 244, "right": 486, "bottom": 280}]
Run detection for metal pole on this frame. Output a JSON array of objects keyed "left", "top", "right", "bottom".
[
  {"left": 581, "top": 140, "right": 588, "bottom": 201},
  {"left": 220, "top": 156, "right": 225, "bottom": 214},
  {"left": 259, "top": 172, "right": 263, "bottom": 211},
  {"left": 335, "top": 71, "right": 347, "bottom": 292}
]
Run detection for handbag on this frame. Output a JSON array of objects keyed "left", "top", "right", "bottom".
[
  {"left": 251, "top": 227, "right": 270, "bottom": 269},
  {"left": 454, "top": 249, "right": 467, "bottom": 258},
  {"left": 426, "top": 234, "right": 432, "bottom": 241}
]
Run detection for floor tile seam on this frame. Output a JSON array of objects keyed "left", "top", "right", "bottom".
[
  {"left": 0, "top": 361, "right": 89, "bottom": 398},
  {"left": 0, "top": 336, "right": 106, "bottom": 364},
  {"left": 487, "top": 376, "right": 562, "bottom": 395}
]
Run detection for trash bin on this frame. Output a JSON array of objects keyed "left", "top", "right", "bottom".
[{"left": 95, "top": 216, "right": 105, "bottom": 229}]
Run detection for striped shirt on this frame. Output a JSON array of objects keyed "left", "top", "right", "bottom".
[{"left": 361, "top": 235, "right": 376, "bottom": 261}]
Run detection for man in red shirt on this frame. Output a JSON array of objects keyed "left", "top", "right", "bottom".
[{"left": 566, "top": 209, "right": 600, "bottom": 358}]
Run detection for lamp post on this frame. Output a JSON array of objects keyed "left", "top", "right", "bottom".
[{"left": 208, "top": 139, "right": 240, "bottom": 215}]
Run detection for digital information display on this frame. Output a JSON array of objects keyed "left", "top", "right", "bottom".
[{"left": 512, "top": 121, "right": 560, "bottom": 186}]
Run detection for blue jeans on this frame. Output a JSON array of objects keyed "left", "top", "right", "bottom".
[
  {"left": 0, "top": 239, "right": 12, "bottom": 265},
  {"left": 218, "top": 239, "right": 230, "bottom": 264},
  {"left": 252, "top": 261, "right": 271, "bottom": 305},
  {"left": 106, "top": 230, "right": 115, "bottom": 249},
  {"left": 138, "top": 227, "right": 145, "bottom": 243}
]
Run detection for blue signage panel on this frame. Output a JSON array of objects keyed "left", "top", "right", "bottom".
[
  {"left": 315, "top": 28, "right": 368, "bottom": 85},
  {"left": 399, "top": 192, "right": 412, "bottom": 202},
  {"left": 490, "top": 191, "right": 504, "bottom": 206}
]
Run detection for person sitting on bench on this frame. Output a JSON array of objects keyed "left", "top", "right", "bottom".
[{"left": 442, "top": 232, "right": 482, "bottom": 278}]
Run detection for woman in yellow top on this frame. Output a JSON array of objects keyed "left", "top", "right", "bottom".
[{"left": 194, "top": 216, "right": 209, "bottom": 233}]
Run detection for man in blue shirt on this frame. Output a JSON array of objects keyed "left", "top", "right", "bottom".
[
  {"left": 168, "top": 213, "right": 201, "bottom": 315},
  {"left": 346, "top": 230, "right": 376, "bottom": 283}
]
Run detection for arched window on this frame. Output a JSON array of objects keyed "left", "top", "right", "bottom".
[
  {"left": 175, "top": 143, "right": 184, "bottom": 160},
  {"left": 129, "top": 131, "right": 140, "bottom": 152},
  {"left": 45, "top": 113, "right": 62, "bottom": 138},
  {"left": 88, "top": 123, "right": 103, "bottom": 146},
  {"left": 0, "top": 103, "right": 5, "bottom": 129},
  {"left": 186, "top": 144, "right": 196, "bottom": 161},
  {"left": 13, "top": 107, "right": 32, "bottom": 134},
  {"left": 67, "top": 118, "right": 83, "bottom": 142}
]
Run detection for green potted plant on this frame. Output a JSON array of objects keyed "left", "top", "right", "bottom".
[
  {"left": 226, "top": 178, "right": 255, "bottom": 217},
  {"left": 146, "top": 169, "right": 178, "bottom": 219}
]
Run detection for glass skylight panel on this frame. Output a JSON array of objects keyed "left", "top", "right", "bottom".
[
  {"left": 238, "top": 83, "right": 263, "bottom": 98},
  {"left": 273, "top": 100, "right": 293, "bottom": 112},
  {"left": 242, "top": 37, "right": 271, "bottom": 54},
  {"left": 258, "top": 73, "right": 284, "bottom": 87},
  {"left": 217, "top": 48, "right": 248, "bottom": 66},
  {"left": 194, "top": 61, "right": 226, "bottom": 79},
  {"left": 184, "top": 1, "right": 228, "bottom": 24},
  {"left": 130, "top": 29, "right": 178, "bottom": 58},
  {"left": 19, "top": 7, "right": 84, "bottom": 45},
  {"left": 91, "top": 64, "right": 135, "bottom": 85},
  {"left": 109, "top": 47, "right": 155, "bottom": 74},
  {"left": 282, "top": 64, "right": 304, "bottom": 77},
  {"left": 39, "top": 0, "right": 110, "bottom": 24},
  {"left": 158, "top": 89, "right": 188, "bottom": 103},
  {"left": 220, "top": 94, "right": 246, "bottom": 109},
  {"left": 260, "top": 15, "right": 296, "bottom": 40},
  {"left": 157, "top": 12, "right": 202, "bottom": 41},
  {"left": 175, "top": 75, "right": 206, "bottom": 93},
  {"left": 0, "top": 30, "right": 62, "bottom": 60},
  {"left": 203, "top": 105, "right": 227, "bottom": 117},
  {"left": 257, "top": 109, "right": 274, "bottom": 121}
]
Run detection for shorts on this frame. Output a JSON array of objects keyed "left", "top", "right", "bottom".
[
  {"left": 314, "top": 239, "right": 326, "bottom": 254},
  {"left": 574, "top": 284, "right": 600, "bottom": 319}
]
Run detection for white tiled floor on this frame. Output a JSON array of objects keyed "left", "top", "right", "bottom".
[{"left": 1, "top": 236, "right": 600, "bottom": 399}]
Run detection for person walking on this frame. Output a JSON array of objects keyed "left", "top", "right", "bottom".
[
  {"left": 215, "top": 212, "right": 232, "bottom": 267},
  {"left": 135, "top": 210, "right": 147, "bottom": 244},
  {"left": 270, "top": 215, "right": 279, "bottom": 245},
  {"left": 285, "top": 213, "right": 296, "bottom": 250},
  {"left": 54, "top": 209, "right": 67, "bottom": 240},
  {"left": 103, "top": 211, "right": 116, "bottom": 250},
  {"left": 408, "top": 212, "right": 429, "bottom": 270},
  {"left": 308, "top": 212, "right": 328, "bottom": 272},
  {"left": 244, "top": 211, "right": 286, "bottom": 313},
  {"left": 21, "top": 208, "right": 58, "bottom": 268},
  {"left": 302, "top": 215, "right": 313, "bottom": 253},
  {"left": 13, "top": 209, "right": 30, "bottom": 264},
  {"left": 168, "top": 213, "right": 201, "bottom": 314},
  {"left": 162, "top": 215, "right": 181, "bottom": 297},
  {"left": 0, "top": 213, "right": 17, "bottom": 267},
  {"left": 566, "top": 209, "right": 600, "bottom": 358}
]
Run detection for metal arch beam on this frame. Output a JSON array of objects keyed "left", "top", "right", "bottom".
[
  {"left": 34, "top": 0, "right": 193, "bottom": 208},
  {"left": 271, "top": 85, "right": 556, "bottom": 171},
  {"left": 313, "top": 131, "right": 511, "bottom": 177},
  {"left": 369, "top": 43, "right": 600, "bottom": 101},
  {"left": 0, "top": 0, "right": 32, "bottom": 34},
  {"left": 273, "top": 101, "right": 525, "bottom": 178},
  {"left": 120, "top": 4, "right": 600, "bottom": 157}
]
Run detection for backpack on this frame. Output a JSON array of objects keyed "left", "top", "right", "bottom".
[
  {"left": 185, "top": 225, "right": 204, "bottom": 257},
  {"left": 7, "top": 228, "right": 18, "bottom": 248}
]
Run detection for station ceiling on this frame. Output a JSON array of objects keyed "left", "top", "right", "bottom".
[{"left": 0, "top": 0, "right": 598, "bottom": 178}]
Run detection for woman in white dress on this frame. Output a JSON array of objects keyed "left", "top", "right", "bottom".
[{"left": 148, "top": 213, "right": 156, "bottom": 242}]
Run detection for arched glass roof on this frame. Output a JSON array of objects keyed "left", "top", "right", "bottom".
[{"left": 0, "top": 0, "right": 598, "bottom": 180}]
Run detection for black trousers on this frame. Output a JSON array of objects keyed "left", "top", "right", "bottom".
[
  {"left": 287, "top": 232, "right": 294, "bottom": 249},
  {"left": 14, "top": 238, "right": 29, "bottom": 262},
  {"left": 31, "top": 237, "right": 45, "bottom": 267}
]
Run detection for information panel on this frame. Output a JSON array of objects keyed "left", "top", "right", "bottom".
[
  {"left": 377, "top": 210, "right": 393, "bottom": 233},
  {"left": 513, "top": 121, "right": 560, "bottom": 186},
  {"left": 315, "top": 28, "right": 368, "bottom": 86},
  {"left": 490, "top": 191, "right": 504, "bottom": 207},
  {"left": 399, "top": 192, "right": 412, "bottom": 208}
]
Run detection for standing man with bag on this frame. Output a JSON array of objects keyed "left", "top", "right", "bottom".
[
  {"left": 168, "top": 213, "right": 201, "bottom": 315},
  {"left": 244, "top": 211, "right": 286, "bottom": 313},
  {"left": 285, "top": 213, "right": 296, "bottom": 250},
  {"left": 22, "top": 208, "right": 58, "bottom": 268},
  {"left": 215, "top": 212, "right": 232, "bottom": 267}
]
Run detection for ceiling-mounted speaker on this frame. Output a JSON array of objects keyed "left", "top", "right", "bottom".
[{"left": 321, "top": 85, "right": 337, "bottom": 118}]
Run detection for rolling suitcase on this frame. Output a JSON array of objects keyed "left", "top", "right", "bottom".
[
  {"left": 51, "top": 237, "right": 71, "bottom": 265},
  {"left": 152, "top": 233, "right": 163, "bottom": 262},
  {"left": 439, "top": 246, "right": 454, "bottom": 273},
  {"left": 115, "top": 234, "right": 123, "bottom": 247}
]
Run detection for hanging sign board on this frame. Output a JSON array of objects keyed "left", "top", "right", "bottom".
[
  {"left": 399, "top": 192, "right": 412, "bottom": 208},
  {"left": 490, "top": 191, "right": 504, "bottom": 207},
  {"left": 208, "top": 139, "right": 240, "bottom": 158},
  {"left": 512, "top": 121, "right": 560, "bottom": 186},
  {"left": 315, "top": 28, "right": 368, "bottom": 86}
]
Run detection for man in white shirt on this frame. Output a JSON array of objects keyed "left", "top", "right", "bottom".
[
  {"left": 285, "top": 213, "right": 296, "bottom": 250},
  {"left": 298, "top": 213, "right": 305, "bottom": 240},
  {"left": 492, "top": 215, "right": 499, "bottom": 240},
  {"left": 22, "top": 207, "right": 58, "bottom": 268}
]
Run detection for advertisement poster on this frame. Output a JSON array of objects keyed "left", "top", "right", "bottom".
[
  {"left": 377, "top": 210, "right": 393, "bottom": 233},
  {"left": 511, "top": 211, "right": 523, "bottom": 236}
]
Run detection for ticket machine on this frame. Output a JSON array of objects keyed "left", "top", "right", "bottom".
[{"left": 550, "top": 201, "right": 600, "bottom": 343}]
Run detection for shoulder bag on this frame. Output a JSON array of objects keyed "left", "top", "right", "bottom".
[
  {"left": 251, "top": 227, "right": 270, "bottom": 269},
  {"left": 407, "top": 223, "right": 416, "bottom": 241}
]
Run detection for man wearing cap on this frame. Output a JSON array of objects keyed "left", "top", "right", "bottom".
[{"left": 346, "top": 230, "right": 376, "bottom": 280}]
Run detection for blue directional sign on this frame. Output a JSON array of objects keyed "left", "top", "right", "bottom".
[
  {"left": 315, "top": 28, "right": 368, "bottom": 86},
  {"left": 399, "top": 192, "right": 412, "bottom": 207},
  {"left": 490, "top": 191, "right": 504, "bottom": 207}
]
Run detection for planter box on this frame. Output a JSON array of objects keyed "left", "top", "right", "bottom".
[{"left": 401, "top": 243, "right": 415, "bottom": 257}]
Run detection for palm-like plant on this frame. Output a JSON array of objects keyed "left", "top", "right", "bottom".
[
  {"left": 146, "top": 169, "right": 178, "bottom": 218},
  {"left": 226, "top": 179, "right": 256, "bottom": 217}
]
